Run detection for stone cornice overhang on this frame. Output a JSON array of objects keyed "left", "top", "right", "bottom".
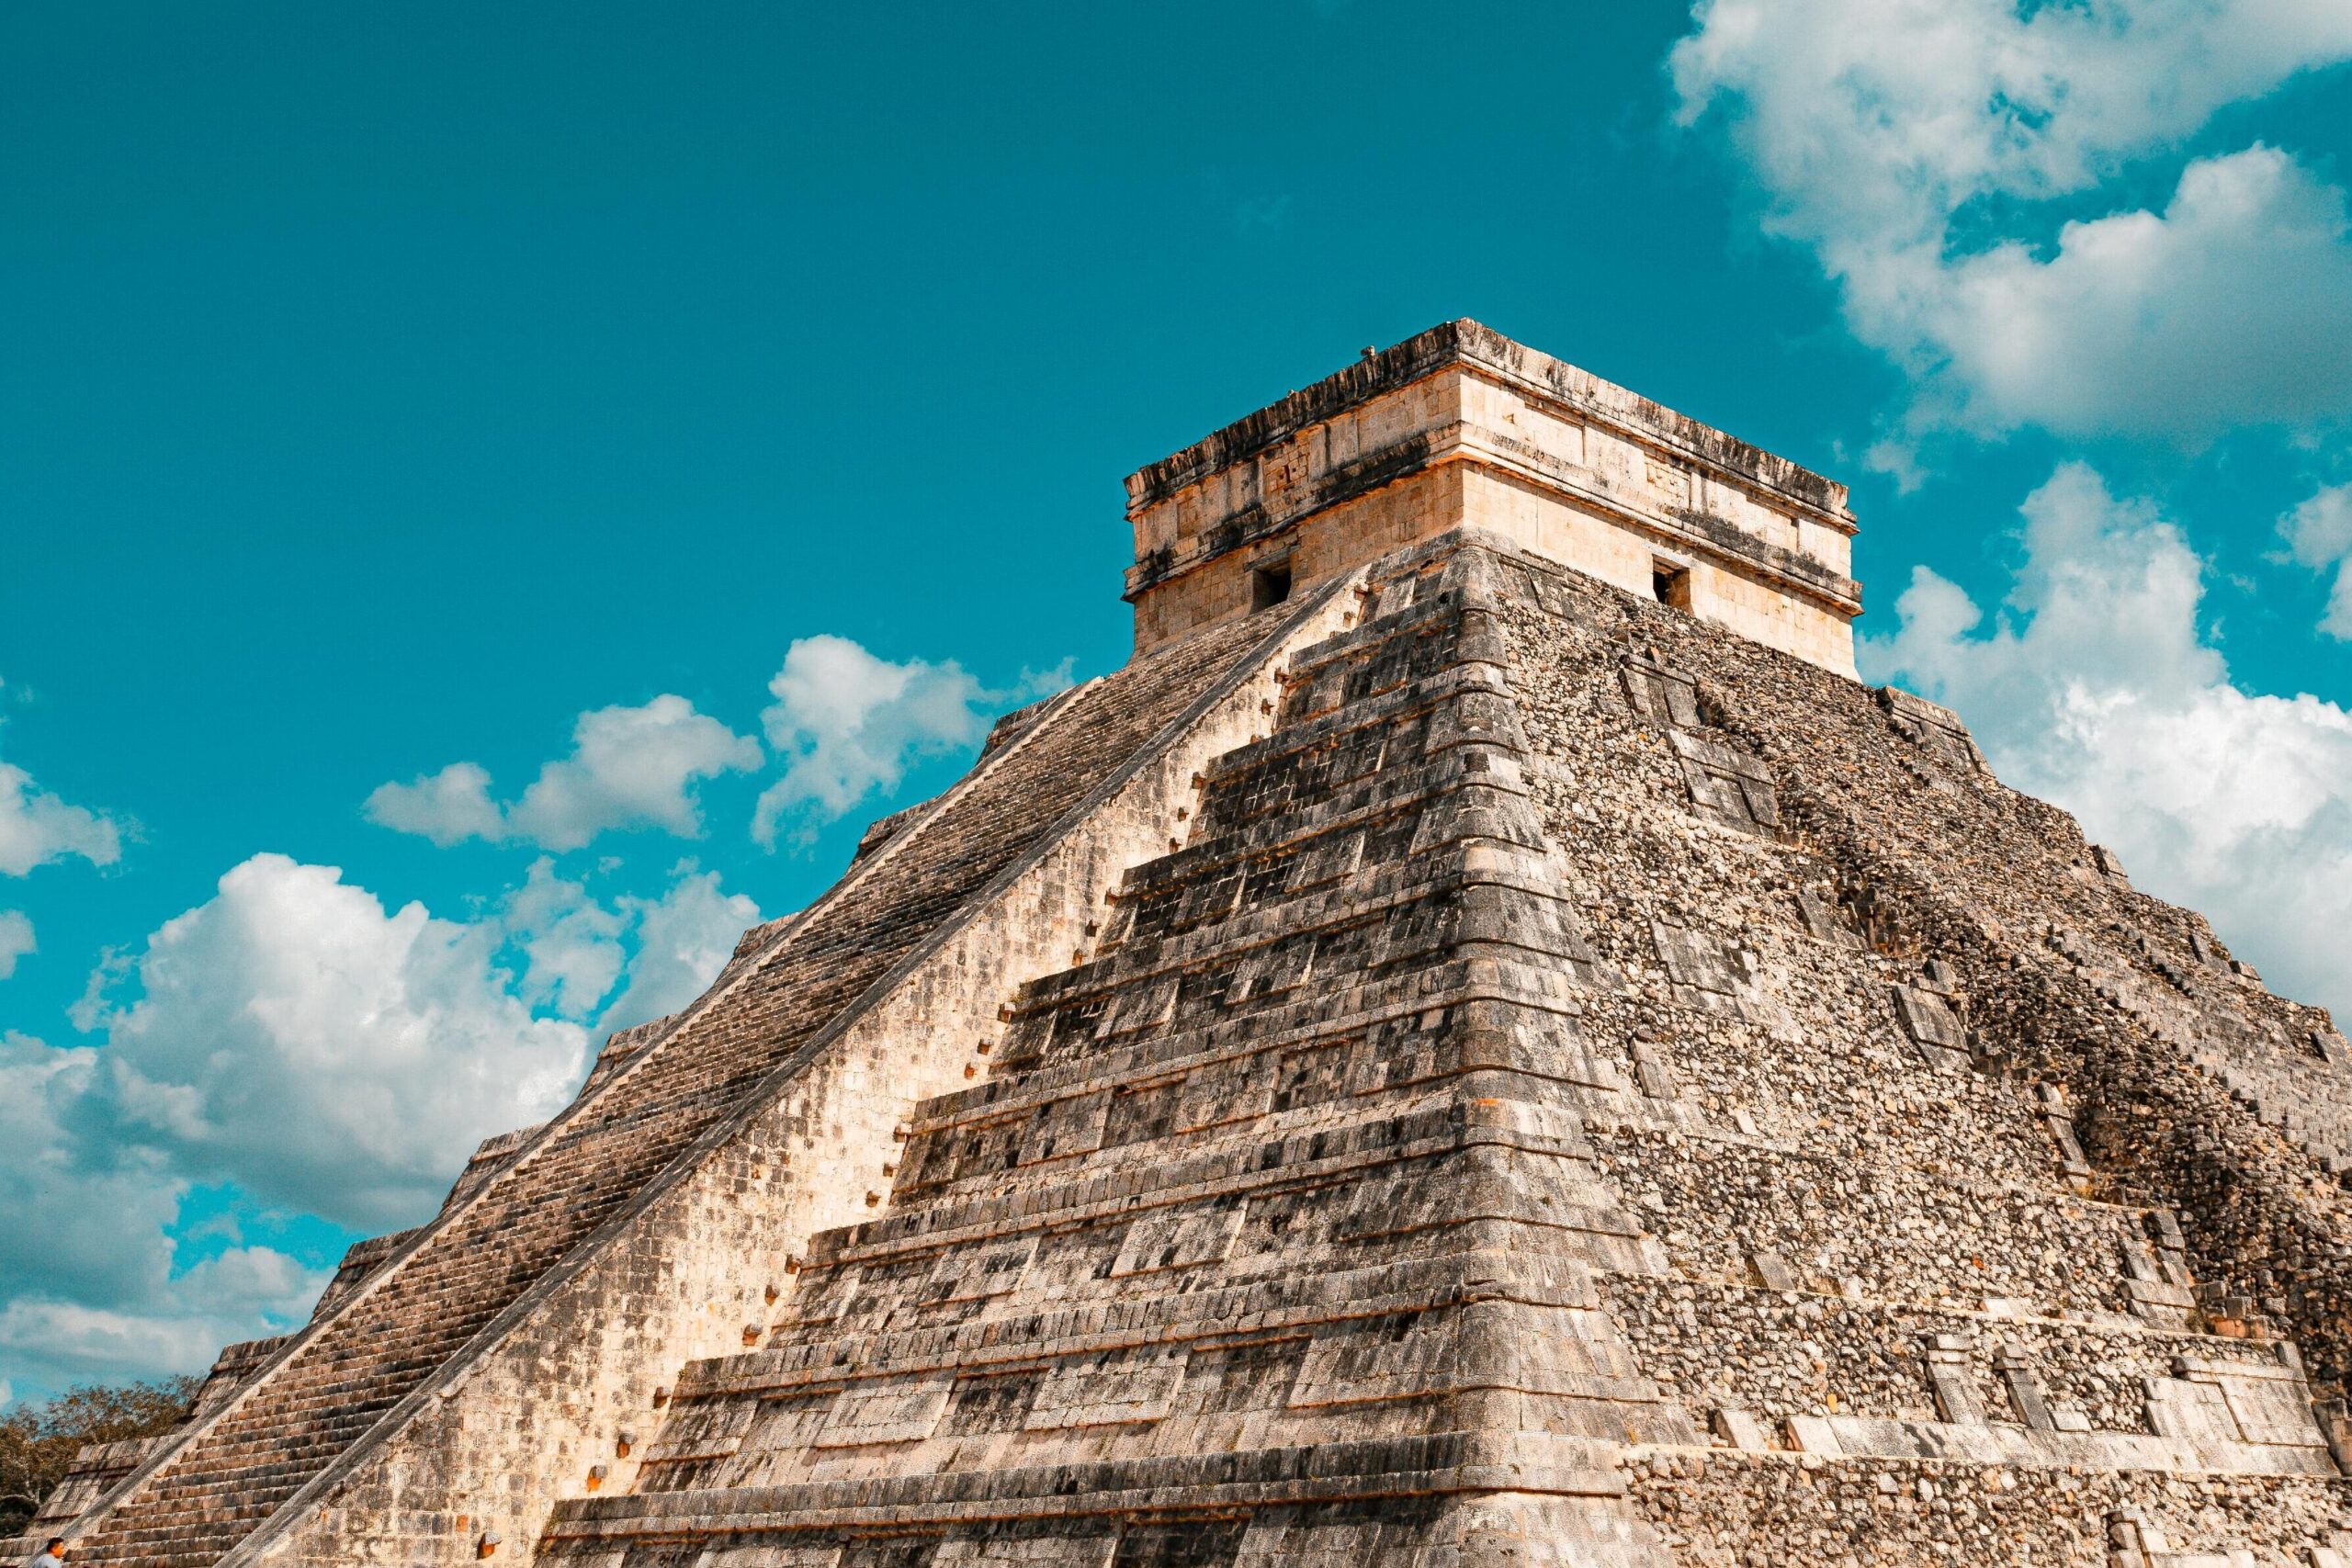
[{"left": 1122, "top": 320, "right": 1861, "bottom": 621}]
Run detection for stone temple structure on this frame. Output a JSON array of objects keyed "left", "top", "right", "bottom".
[{"left": 19, "top": 320, "right": 2352, "bottom": 1566}]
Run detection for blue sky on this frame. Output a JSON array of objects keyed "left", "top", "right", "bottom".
[{"left": 5, "top": 1, "right": 2351, "bottom": 1404}]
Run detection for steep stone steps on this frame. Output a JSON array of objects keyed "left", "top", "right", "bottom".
[
  {"left": 540, "top": 540, "right": 1688, "bottom": 1564},
  {"left": 62, "top": 610, "right": 1288, "bottom": 1566}
]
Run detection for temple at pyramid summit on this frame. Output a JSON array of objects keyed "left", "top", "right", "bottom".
[{"left": 23, "top": 320, "right": 2352, "bottom": 1566}]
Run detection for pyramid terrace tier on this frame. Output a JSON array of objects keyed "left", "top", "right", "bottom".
[{"left": 544, "top": 1436, "right": 1663, "bottom": 1563}]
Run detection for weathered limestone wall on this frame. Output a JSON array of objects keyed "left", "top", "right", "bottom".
[
  {"left": 1456, "top": 467, "right": 1856, "bottom": 676},
  {"left": 40, "top": 591, "right": 1354, "bottom": 1568},
  {"left": 1481, "top": 532, "right": 2352, "bottom": 1561},
  {"left": 520, "top": 530, "right": 2352, "bottom": 1567},
  {"left": 1627, "top": 1456, "right": 2346, "bottom": 1565},
  {"left": 1124, "top": 321, "right": 1860, "bottom": 677}
]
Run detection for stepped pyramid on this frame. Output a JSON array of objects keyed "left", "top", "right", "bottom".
[{"left": 23, "top": 321, "right": 2352, "bottom": 1567}]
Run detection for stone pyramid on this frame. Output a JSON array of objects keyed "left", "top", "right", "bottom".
[{"left": 25, "top": 322, "right": 2352, "bottom": 1568}]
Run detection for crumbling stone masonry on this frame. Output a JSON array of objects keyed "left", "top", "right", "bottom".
[{"left": 19, "top": 323, "right": 2352, "bottom": 1566}]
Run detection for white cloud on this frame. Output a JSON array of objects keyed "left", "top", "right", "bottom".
[
  {"left": 2, "top": 845, "right": 764, "bottom": 1399},
  {"left": 594, "top": 864, "right": 762, "bottom": 1035},
  {"left": 0, "top": 758, "right": 122, "bottom": 876},
  {"left": 751, "top": 636, "right": 1029, "bottom": 849},
  {"left": 1672, "top": 0, "right": 2352, "bottom": 449},
  {"left": 1865, "top": 462, "right": 2352, "bottom": 1017},
  {"left": 0, "top": 1244, "right": 327, "bottom": 1397},
  {"left": 360, "top": 761, "right": 502, "bottom": 847},
  {"left": 2282, "top": 480, "right": 2352, "bottom": 638},
  {"left": 509, "top": 698, "right": 763, "bottom": 851},
  {"left": 368, "top": 643, "right": 1071, "bottom": 857},
  {"left": 0, "top": 909, "right": 31, "bottom": 978},
  {"left": 0, "top": 1031, "right": 328, "bottom": 1395},
  {"left": 501, "top": 857, "right": 627, "bottom": 1018},
  {"left": 0, "top": 1032, "right": 182, "bottom": 1309},
  {"left": 492, "top": 856, "right": 758, "bottom": 1032},
  {"left": 83, "top": 853, "right": 594, "bottom": 1228},
  {"left": 67, "top": 853, "right": 761, "bottom": 1230},
  {"left": 1928, "top": 148, "right": 2352, "bottom": 440},
  {"left": 367, "top": 695, "right": 762, "bottom": 852}
]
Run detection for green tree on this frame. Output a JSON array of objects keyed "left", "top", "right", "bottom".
[{"left": 0, "top": 1379, "right": 198, "bottom": 1539}]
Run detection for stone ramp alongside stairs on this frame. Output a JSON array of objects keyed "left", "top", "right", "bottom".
[{"left": 51, "top": 586, "right": 1350, "bottom": 1568}]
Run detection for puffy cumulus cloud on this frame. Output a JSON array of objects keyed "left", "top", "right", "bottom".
[
  {"left": 1673, "top": 0, "right": 2352, "bottom": 237},
  {"left": 1929, "top": 149, "right": 2352, "bottom": 441},
  {"left": 751, "top": 637, "right": 989, "bottom": 844},
  {"left": 0, "top": 1245, "right": 327, "bottom": 1397},
  {"left": 0, "top": 1032, "right": 327, "bottom": 1395},
  {"left": 492, "top": 856, "right": 761, "bottom": 1032},
  {"left": 367, "top": 696, "right": 762, "bottom": 852},
  {"left": 751, "top": 636, "right": 1071, "bottom": 849},
  {"left": 360, "top": 760, "right": 502, "bottom": 847},
  {"left": 594, "top": 864, "right": 762, "bottom": 1035},
  {"left": 83, "top": 853, "right": 594, "bottom": 1228},
  {"left": 0, "top": 908, "right": 31, "bottom": 978},
  {"left": 501, "top": 857, "right": 628, "bottom": 1018},
  {"left": 1, "top": 847, "right": 764, "bottom": 1397},
  {"left": 509, "top": 698, "right": 763, "bottom": 851},
  {"left": 0, "top": 1032, "right": 182, "bottom": 1309},
  {"left": 1865, "top": 462, "right": 2352, "bottom": 1017},
  {"left": 0, "top": 757, "right": 122, "bottom": 876},
  {"left": 1672, "top": 0, "right": 2352, "bottom": 450},
  {"left": 2282, "top": 480, "right": 2352, "bottom": 639}
]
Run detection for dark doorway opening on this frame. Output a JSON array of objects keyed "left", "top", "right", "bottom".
[{"left": 1250, "top": 560, "right": 1294, "bottom": 611}]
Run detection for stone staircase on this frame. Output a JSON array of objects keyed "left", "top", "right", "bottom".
[
  {"left": 544, "top": 542, "right": 1690, "bottom": 1566},
  {"left": 59, "top": 610, "right": 1291, "bottom": 1568}
]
